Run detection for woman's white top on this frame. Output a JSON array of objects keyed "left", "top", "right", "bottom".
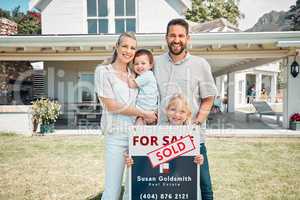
[{"left": 95, "top": 64, "right": 138, "bottom": 135}]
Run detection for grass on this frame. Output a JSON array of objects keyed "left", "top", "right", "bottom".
[
  {"left": 209, "top": 138, "right": 300, "bottom": 200},
  {"left": 0, "top": 134, "right": 299, "bottom": 200}
]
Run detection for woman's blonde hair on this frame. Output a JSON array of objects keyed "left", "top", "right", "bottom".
[
  {"left": 166, "top": 94, "right": 192, "bottom": 125},
  {"left": 110, "top": 32, "right": 137, "bottom": 64}
]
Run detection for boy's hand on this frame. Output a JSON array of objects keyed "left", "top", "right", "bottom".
[
  {"left": 124, "top": 152, "right": 134, "bottom": 168},
  {"left": 194, "top": 154, "right": 204, "bottom": 165}
]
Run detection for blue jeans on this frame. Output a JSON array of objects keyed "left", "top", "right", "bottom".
[
  {"left": 101, "top": 135, "right": 129, "bottom": 200},
  {"left": 200, "top": 143, "right": 213, "bottom": 200}
]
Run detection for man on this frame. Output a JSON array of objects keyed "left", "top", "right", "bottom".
[{"left": 154, "top": 18, "right": 217, "bottom": 200}]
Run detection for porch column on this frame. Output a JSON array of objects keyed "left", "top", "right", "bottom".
[
  {"left": 220, "top": 75, "right": 225, "bottom": 98},
  {"left": 47, "top": 67, "right": 55, "bottom": 99},
  {"left": 283, "top": 55, "right": 300, "bottom": 128},
  {"left": 215, "top": 76, "right": 222, "bottom": 96},
  {"left": 228, "top": 72, "right": 236, "bottom": 112},
  {"left": 270, "top": 73, "right": 277, "bottom": 103},
  {"left": 256, "top": 73, "right": 262, "bottom": 100}
]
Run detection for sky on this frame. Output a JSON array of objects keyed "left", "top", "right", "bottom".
[
  {"left": 238, "top": 0, "right": 296, "bottom": 30},
  {"left": 0, "top": 0, "right": 297, "bottom": 30},
  {"left": 0, "top": 0, "right": 29, "bottom": 13}
]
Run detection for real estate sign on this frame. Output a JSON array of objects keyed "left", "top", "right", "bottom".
[{"left": 129, "top": 126, "right": 201, "bottom": 200}]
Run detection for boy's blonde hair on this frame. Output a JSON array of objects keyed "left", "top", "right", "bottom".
[{"left": 165, "top": 94, "right": 192, "bottom": 125}]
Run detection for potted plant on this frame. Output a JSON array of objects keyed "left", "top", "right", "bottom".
[
  {"left": 290, "top": 113, "right": 300, "bottom": 130},
  {"left": 31, "top": 98, "right": 61, "bottom": 134}
]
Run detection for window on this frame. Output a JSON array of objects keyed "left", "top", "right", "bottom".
[
  {"left": 115, "top": 0, "right": 136, "bottom": 33},
  {"left": 87, "top": 0, "right": 108, "bottom": 33},
  {"left": 87, "top": 0, "right": 136, "bottom": 34},
  {"left": 87, "top": 0, "right": 97, "bottom": 17},
  {"left": 79, "top": 74, "right": 95, "bottom": 102}
]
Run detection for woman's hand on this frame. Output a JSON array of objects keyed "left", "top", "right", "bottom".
[
  {"left": 194, "top": 154, "right": 204, "bottom": 165},
  {"left": 142, "top": 110, "right": 157, "bottom": 124},
  {"left": 124, "top": 152, "right": 134, "bottom": 168}
]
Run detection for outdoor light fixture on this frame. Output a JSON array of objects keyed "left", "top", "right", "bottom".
[{"left": 291, "top": 57, "right": 299, "bottom": 78}]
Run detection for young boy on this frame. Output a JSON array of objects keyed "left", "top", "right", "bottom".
[{"left": 128, "top": 49, "right": 158, "bottom": 125}]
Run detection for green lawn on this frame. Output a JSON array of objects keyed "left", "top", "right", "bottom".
[{"left": 0, "top": 134, "right": 299, "bottom": 200}]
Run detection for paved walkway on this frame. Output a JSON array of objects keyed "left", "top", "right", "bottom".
[
  {"left": 207, "top": 112, "right": 283, "bottom": 129},
  {"left": 30, "top": 111, "right": 300, "bottom": 138},
  {"left": 48, "top": 128, "right": 300, "bottom": 138}
]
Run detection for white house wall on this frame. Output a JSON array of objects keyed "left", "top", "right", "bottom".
[
  {"left": 42, "top": 0, "right": 86, "bottom": 34},
  {"left": 137, "top": 0, "right": 184, "bottom": 33},
  {"left": 235, "top": 72, "right": 246, "bottom": 106},
  {"left": 40, "top": 0, "right": 184, "bottom": 34},
  {"left": 283, "top": 56, "right": 300, "bottom": 128},
  {"left": 255, "top": 62, "right": 280, "bottom": 72}
]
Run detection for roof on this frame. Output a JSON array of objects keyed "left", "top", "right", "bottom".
[
  {"left": 190, "top": 18, "right": 241, "bottom": 33},
  {"left": 29, "top": 0, "right": 52, "bottom": 11},
  {"left": 0, "top": 31, "right": 299, "bottom": 76}
]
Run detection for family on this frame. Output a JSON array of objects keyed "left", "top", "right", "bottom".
[{"left": 95, "top": 18, "right": 217, "bottom": 200}]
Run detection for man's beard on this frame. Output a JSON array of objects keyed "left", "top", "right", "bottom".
[{"left": 168, "top": 42, "right": 186, "bottom": 55}]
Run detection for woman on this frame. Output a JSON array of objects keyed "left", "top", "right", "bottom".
[{"left": 95, "top": 32, "right": 156, "bottom": 200}]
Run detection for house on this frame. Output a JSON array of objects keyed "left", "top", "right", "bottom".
[
  {"left": 0, "top": 0, "right": 299, "bottom": 133},
  {"left": 191, "top": 18, "right": 280, "bottom": 109},
  {"left": 2, "top": 0, "right": 192, "bottom": 130},
  {"left": 29, "top": 0, "right": 191, "bottom": 34},
  {"left": 28, "top": 0, "right": 191, "bottom": 115}
]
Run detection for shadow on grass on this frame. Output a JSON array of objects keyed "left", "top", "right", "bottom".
[
  {"left": 86, "top": 186, "right": 125, "bottom": 200},
  {"left": 0, "top": 132, "right": 17, "bottom": 136}
]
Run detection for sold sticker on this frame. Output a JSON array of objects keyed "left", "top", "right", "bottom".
[{"left": 147, "top": 135, "right": 195, "bottom": 168}]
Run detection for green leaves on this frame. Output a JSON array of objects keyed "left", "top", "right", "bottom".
[
  {"left": 285, "top": 0, "right": 300, "bottom": 31},
  {"left": 31, "top": 98, "right": 61, "bottom": 125},
  {"left": 185, "top": 0, "right": 243, "bottom": 26}
]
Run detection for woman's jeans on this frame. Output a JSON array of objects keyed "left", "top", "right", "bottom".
[
  {"left": 200, "top": 143, "right": 213, "bottom": 200},
  {"left": 101, "top": 135, "right": 129, "bottom": 200}
]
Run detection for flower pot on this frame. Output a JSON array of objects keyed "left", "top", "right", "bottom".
[
  {"left": 290, "top": 121, "right": 300, "bottom": 130},
  {"left": 40, "top": 123, "right": 55, "bottom": 134}
]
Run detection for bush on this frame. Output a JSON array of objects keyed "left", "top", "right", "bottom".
[{"left": 31, "top": 98, "right": 61, "bottom": 125}]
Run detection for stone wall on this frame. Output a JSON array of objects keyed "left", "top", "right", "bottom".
[{"left": 0, "top": 18, "right": 17, "bottom": 35}]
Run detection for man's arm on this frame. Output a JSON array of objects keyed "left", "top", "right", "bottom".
[{"left": 193, "top": 96, "right": 214, "bottom": 125}]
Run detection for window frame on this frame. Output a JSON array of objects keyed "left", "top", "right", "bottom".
[
  {"left": 78, "top": 72, "right": 95, "bottom": 103},
  {"left": 114, "top": 0, "right": 136, "bottom": 33},
  {"left": 87, "top": 0, "right": 109, "bottom": 34},
  {"left": 86, "top": 0, "right": 137, "bottom": 34}
]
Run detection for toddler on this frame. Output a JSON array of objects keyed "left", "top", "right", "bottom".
[{"left": 128, "top": 49, "right": 158, "bottom": 125}]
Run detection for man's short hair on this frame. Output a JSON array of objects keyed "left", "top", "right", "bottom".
[{"left": 166, "top": 18, "right": 189, "bottom": 35}]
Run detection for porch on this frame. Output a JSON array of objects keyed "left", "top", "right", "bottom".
[{"left": 0, "top": 32, "right": 300, "bottom": 133}]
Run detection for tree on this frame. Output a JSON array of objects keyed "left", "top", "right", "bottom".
[
  {"left": 286, "top": 0, "right": 300, "bottom": 31},
  {"left": 186, "top": 0, "right": 243, "bottom": 26},
  {"left": 0, "top": 6, "right": 41, "bottom": 35},
  {"left": 0, "top": 8, "right": 11, "bottom": 19},
  {"left": 18, "top": 12, "right": 41, "bottom": 34}
]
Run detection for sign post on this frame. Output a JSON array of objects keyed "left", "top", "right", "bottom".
[{"left": 129, "top": 126, "right": 201, "bottom": 200}]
